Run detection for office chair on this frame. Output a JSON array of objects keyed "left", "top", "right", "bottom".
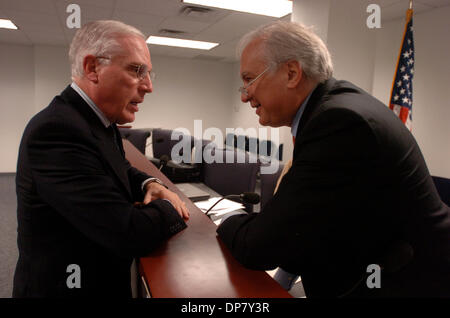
[
  {"left": 193, "top": 139, "right": 216, "bottom": 164},
  {"left": 151, "top": 128, "right": 195, "bottom": 162},
  {"left": 258, "top": 139, "right": 272, "bottom": 157},
  {"left": 247, "top": 137, "right": 259, "bottom": 155},
  {"left": 235, "top": 135, "right": 248, "bottom": 152},
  {"left": 148, "top": 129, "right": 198, "bottom": 183},
  {"left": 234, "top": 136, "right": 284, "bottom": 162},
  {"left": 225, "top": 133, "right": 236, "bottom": 149},
  {"left": 118, "top": 128, "right": 151, "bottom": 155},
  {"left": 201, "top": 148, "right": 259, "bottom": 213},
  {"left": 276, "top": 143, "right": 284, "bottom": 161}
]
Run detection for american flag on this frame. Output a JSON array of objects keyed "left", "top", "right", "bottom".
[{"left": 389, "top": 8, "right": 414, "bottom": 130}]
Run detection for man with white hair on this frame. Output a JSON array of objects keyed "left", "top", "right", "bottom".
[
  {"left": 217, "top": 21, "right": 450, "bottom": 297},
  {"left": 14, "top": 20, "right": 189, "bottom": 297}
]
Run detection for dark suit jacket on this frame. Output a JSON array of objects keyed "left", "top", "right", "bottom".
[
  {"left": 14, "top": 86, "right": 186, "bottom": 297},
  {"left": 217, "top": 78, "right": 450, "bottom": 298}
]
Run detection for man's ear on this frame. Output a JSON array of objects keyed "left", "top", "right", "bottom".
[
  {"left": 83, "top": 55, "right": 99, "bottom": 83},
  {"left": 286, "top": 60, "right": 302, "bottom": 88}
]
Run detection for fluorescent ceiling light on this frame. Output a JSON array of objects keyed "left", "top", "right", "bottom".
[
  {"left": 0, "top": 19, "right": 18, "bottom": 30},
  {"left": 146, "top": 36, "right": 219, "bottom": 50},
  {"left": 182, "top": 0, "right": 292, "bottom": 18}
]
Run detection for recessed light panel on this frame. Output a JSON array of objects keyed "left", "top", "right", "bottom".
[
  {"left": 146, "top": 36, "right": 219, "bottom": 50},
  {"left": 182, "top": 0, "right": 292, "bottom": 18}
]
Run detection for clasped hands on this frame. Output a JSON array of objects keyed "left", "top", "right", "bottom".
[{"left": 137, "top": 181, "right": 190, "bottom": 220}]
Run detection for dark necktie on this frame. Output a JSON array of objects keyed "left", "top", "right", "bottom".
[{"left": 109, "top": 124, "right": 121, "bottom": 152}]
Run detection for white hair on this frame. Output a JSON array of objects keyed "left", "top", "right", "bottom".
[
  {"left": 69, "top": 20, "right": 145, "bottom": 80},
  {"left": 238, "top": 21, "right": 333, "bottom": 84}
]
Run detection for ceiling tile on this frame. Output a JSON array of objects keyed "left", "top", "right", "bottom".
[
  {"left": 112, "top": 9, "right": 165, "bottom": 35},
  {"left": 0, "top": 0, "right": 55, "bottom": 15},
  {"left": 157, "top": 17, "right": 210, "bottom": 35},
  {"left": 381, "top": 1, "right": 436, "bottom": 21},
  {"left": 147, "top": 44, "right": 172, "bottom": 57},
  {"left": 2, "top": 9, "right": 61, "bottom": 31},
  {"left": 196, "top": 11, "right": 276, "bottom": 43},
  {"left": 115, "top": 0, "right": 183, "bottom": 17},
  {"left": 416, "top": 0, "right": 450, "bottom": 7},
  {"left": 0, "top": 28, "right": 31, "bottom": 45},
  {"left": 378, "top": 0, "right": 403, "bottom": 7},
  {"left": 0, "top": 0, "right": 313, "bottom": 60},
  {"left": 69, "top": 0, "right": 117, "bottom": 9},
  {"left": 176, "top": 4, "right": 230, "bottom": 23},
  {"left": 55, "top": 1, "right": 115, "bottom": 26},
  {"left": 203, "top": 38, "right": 240, "bottom": 60}
]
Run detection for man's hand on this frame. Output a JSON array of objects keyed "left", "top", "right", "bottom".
[{"left": 143, "top": 181, "right": 190, "bottom": 220}]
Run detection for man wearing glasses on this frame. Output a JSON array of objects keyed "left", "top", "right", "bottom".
[
  {"left": 217, "top": 21, "right": 450, "bottom": 297},
  {"left": 14, "top": 20, "right": 189, "bottom": 297}
]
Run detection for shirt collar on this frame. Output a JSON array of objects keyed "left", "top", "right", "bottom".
[
  {"left": 71, "top": 82, "right": 111, "bottom": 128},
  {"left": 291, "top": 90, "right": 313, "bottom": 139}
]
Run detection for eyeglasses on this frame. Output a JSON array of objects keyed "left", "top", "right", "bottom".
[
  {"left": 238, "top": 66, "right": 271, "bottom": 96},
  {"left": 96, "top": 56, "right": 156, "bottom": 81}
]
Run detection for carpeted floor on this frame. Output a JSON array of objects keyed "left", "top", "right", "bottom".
[{"left": 0, "top": 173, "right": 18, "bottom": 298}]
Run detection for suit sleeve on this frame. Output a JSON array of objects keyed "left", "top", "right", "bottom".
[
  {"left": 26, "top": 119, "right": 186, "bottom": 259},
  {"left": 125, "top": 162, "right": 151, "bottom": 202},
  {"left": 217, "top": 108, "right": 382, "bottom": 272}
]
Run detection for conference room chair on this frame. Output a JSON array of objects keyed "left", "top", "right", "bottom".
[
  {"left": 225, "top": 133, "right": 236, "bottom": 149},
  {"left": 432, "top": 176, "right": 450, "bottom": 207},
  {"left": 192, "top": 138, "right": 216, "bottom": 163},
  {"left": 247, "top": 136, "right": 259, "bottom": 155},
  {"left": 235, "top": 135, "right": 249, "bottom": 152},
  {"left": 150, "top": 128, "right": 195, "bottom": 163},
  {"left": 256, "top": 139, "right": 282, "bottom": 162},
  {"left": 259, "top": 140, "right": 283, "bottom": 162},
  {"left": 162, "top": 138, "right": 217, "bottom": 184},
  {"left": 227, "top": 134, "right": 284, "bottom": 162},
  {"left": 201, "top": 148, "right": 259, "bottom": 213},
  {"left": 277, "top": 143, "right": 284, "bottom": 161},
  {"left": 118, "top": 127, "right": 151, "bottom": 155}
]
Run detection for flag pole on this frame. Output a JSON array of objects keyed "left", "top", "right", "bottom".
[{"left": 409, "top": 0, "right": 413, "bottom": 10}]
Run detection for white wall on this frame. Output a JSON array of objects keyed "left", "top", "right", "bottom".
[
  {"left": 0, "top": 44, "right": 235, "bottom": 172},
  {"left": 34, "top": 45, "right": 71, "bottom": 113},
  {"left": 0, "top": 43, "right": 35, "bottom": 172},
  {"left": 292, "top": 0, "right": 331, "bottom": 43},
  {"left": 134, "top": 55, "right": 234, "bottom": 139},
  {"left": 372, "top": 6, "right": 450, "bottom": 177},
  {"left": 326, "top": 0, "right": 376, "bottom": 94}
]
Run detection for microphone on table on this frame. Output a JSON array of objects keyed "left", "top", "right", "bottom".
[
  {"left": 158, "top": 154, "right": 170, "bottom": 171},
  {"left": 205, "top": 192, "right": 260, "bottom": 217}
]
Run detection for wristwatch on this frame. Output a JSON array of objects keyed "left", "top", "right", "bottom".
[{"left": 143, "top": 177, "right": 168, "bottom": 190}]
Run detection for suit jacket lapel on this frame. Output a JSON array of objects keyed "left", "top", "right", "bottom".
[
  {"left": 293, "top": 78, "right": 336, "bottom": 159},
  {"left": 60, "top": 86, "right": 133, "bottom": 200}
]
